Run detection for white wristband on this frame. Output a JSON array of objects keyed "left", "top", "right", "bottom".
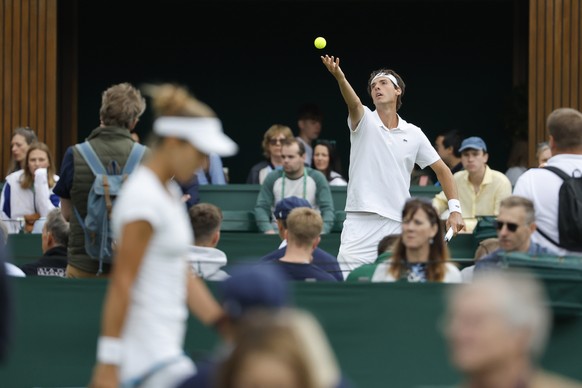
[
  {"left": 448, "top": 199, "right": 462, "bottom": 214},
  {"left": 97, "top": 336, "right": 122, "bottom": 365}
]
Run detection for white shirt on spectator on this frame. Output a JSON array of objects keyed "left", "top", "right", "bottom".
[
  {"left": 513, "top": 154, "right": 582, "bottom": 256},
  {"left": 112, "top": 166, "right": 194, "bottom": 383},
  {"left": 187, "top": 245, "right": 229, "bottom": 281},
  {"left": 371, "top": 262, "right": 462, "bottom": 283},
  {"left": 346, "top": 106, "right": 439, "bottom": 221}
]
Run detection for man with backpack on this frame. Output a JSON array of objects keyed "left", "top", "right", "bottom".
[
  {"left": 53, "top": 83, "right": 148, "bottom": 278},
  {"left": 513, "top": 107, "right": 582, "bottom": 256}
]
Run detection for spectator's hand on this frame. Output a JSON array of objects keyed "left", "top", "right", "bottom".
[
  {"left": 446, "top": 212, "right": 465, "bottom": 235},
  {"left": 89, "top": 363, "right": 118, "bottom": 388},
  {"left": 181, "top": 194, "right": 191, "bottom": 203},
  {"left": 321, "top": 55, "right": 345, "bottom": 81},
  {"left": 34, "top": 167, "right": 47, "bottom": 177},
  {"left": 264, "top": 230, "right": 276, "bottom": 235}
]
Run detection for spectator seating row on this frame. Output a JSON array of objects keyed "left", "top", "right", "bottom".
[{"left": 6, "top": 230, "right": 479, "bottom": 268}]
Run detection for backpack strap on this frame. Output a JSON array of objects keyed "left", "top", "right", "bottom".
[
  {"left": 75, "top": 142, "right": 107, "bottom": 176},
  {"left": 537, "top": 165, "right": 569, "bottom": 248},
  {"left": 543, "top": 165, "right": 571, "bottom": 180},
  {"left": 122, "top": 143, "right": 146, "bottom": 175}
]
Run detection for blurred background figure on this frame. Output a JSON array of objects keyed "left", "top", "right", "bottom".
[
  {"left": 505, "top": 138, "right": 528, "bottom": 186},
  {"left": 296, "top": 103, "right": 324, "bottom": 167},
  {"left": 536, "top": 141, "right": 552, "bottom": 167},
  {"left": 312, "top": 140, "right": 347, "bottom": 186},
  {"left": 196, "top": 153, "right": 227, "bottom": 185},
  {"left": 444, "top": 270, "right": 582, "bottom": 387},
  {"left": 216, "top": 308, "right": 343, "bottom": 388},
  {"left": 1, "top": 142, "right": 60, "bottom": 234},
  {"left": 177, "top": 263, "right": 291, "bottom": 388},
  {"left": 6, "top": 126, "right": 38, "bottom": 177},
  {"left": 247, "top": 124, "right": 294, "bottom": 184}
]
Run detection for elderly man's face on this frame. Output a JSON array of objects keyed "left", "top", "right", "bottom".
[{"left": 445, "top": 287, "right": 525, "bottom": 373}]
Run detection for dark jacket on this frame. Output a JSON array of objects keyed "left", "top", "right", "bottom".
[{"left": 18, "top": 246, "right": 68, "bottom": 277}]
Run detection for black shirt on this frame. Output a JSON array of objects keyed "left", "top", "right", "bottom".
[{"left": 18, "top": 246, "right": 68, "bottom": 277}]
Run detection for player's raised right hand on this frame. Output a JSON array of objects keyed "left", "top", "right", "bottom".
[{"left": 321, "top": 55, "right": 345, "bottom": 80}]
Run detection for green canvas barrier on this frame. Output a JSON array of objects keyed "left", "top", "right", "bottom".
[{"left": 0, "top": 278, "right": 580, "bottom": 388}]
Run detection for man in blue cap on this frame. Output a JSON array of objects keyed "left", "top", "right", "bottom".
[
  {"left": 259, "top": 196, "right": 343, "bottom": 281},
  {"left": 433, "top": 136, "right": 512, "bottom": 232}
]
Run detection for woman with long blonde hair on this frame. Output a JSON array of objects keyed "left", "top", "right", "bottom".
[{"left": 0, "top": 142, "right": 60, "bottom": 233}]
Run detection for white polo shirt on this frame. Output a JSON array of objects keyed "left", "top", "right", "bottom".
[
  {"left": 513, "top": 153, "right": 582, "bottom": 256},
  {"left": 346, "top": 106, "right": 440, "bottom": 221}
]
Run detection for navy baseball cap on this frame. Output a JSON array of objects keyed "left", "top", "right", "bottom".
[
  {"left": 219, "top": 264, "right": 291, "bottom": 320},
  {"left": 274, "top": 196, "right": 312, "bottom": 220},
  {"left": 459, "top": 136, "right": 487, "bottom": 152}
]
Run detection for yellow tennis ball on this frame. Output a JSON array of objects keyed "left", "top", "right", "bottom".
[{"left": 314, "top": 37, "right": 326, "bottom": 49}]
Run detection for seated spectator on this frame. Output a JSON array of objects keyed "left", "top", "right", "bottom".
[
  {"left": 187, "top": 203, "right": 229, "bottom": 281},
  {"left": 6, "top": 126, "right": 37, "bottom": 176},
  {"left": 246, "top": 124, "right": 294, "bottom": 184},
  {"left": 259, "top": 196, "right": 342, "bottom": 281},
  {"left": 1, "top": 142, "right": 60, "bottom": 234},
  {"left": 377, "top": 234, "right": 401, "bottom": 256},
  {"left": 18, "top": 208, "right": 68, "bottom": 277},
  {"left": 471, "top": 196, "right": 556, "bottom": 279},
  {"left": 370, "top": 198, "right": 461, "bottom": 283},
  {"left": 536, "top": 141, "right": 551, "bottom": 167},
  {"left": 254, "top": 138, "right": 335, "bottom": 234},
  {"left": 505, "top": 138, "right": 528, "bottom": 186},
  {"left": 433, "top": 129, "right": 463, "bottom": 186},
  {"left": 312, "top": 140, "right": 347, "bottom": 186},
  {"left": 514, "top": 108, "right": 582, "bottom": 255},
  {"left": 444, "top": 270, "right": 582, "bottom": 387},
  {"left": 433, "top": 136, "right": 512, "bottom": 232},
  {"left": 196, "top": 153, "right": 227, "bottom": 185},
  {"left": 296, "top": 103, "right": 324, "bottom": 167},
  {"left": 264, "top": 207, "right": 337, "bottom": 281}
]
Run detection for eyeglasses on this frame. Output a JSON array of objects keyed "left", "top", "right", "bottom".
[
  {"left": 495, "top": 221, "right": 520, "bottom": 232},
  {"left": 269, "top": 138, "right": 286, "bottom": 145}
]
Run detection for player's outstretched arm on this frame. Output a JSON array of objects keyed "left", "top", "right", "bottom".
[{"left": 321, "top": 55, "right": 364, "bottom": 129}]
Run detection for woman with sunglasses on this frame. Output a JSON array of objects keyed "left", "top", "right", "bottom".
[
  {"left": 247, "top": 124, "right": 294, "bottom": 184},
  {"left": 370, "top": 198, "right": 461, "bottom": 283},
  {"left": 312, "top": 140, "right": 347, "bottom": 186}
]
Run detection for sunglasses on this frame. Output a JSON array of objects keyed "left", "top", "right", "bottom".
[
  {"left": 269, "top": 138, "right": 286, "bottom": 145},
  {"left": 495, "top": 221, "right": 520, "bottom": 232}
]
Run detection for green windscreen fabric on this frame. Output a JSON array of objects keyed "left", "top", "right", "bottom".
[{"left": 0, "top": 278, "right": 581, "bottom": 388}]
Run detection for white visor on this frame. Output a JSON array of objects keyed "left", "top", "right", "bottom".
[
  {"left": 370, "top": 72, "right": 399, "bottom": 88},
  {"left": 153, "top": 116, "right": 238, "bottom": 157}
]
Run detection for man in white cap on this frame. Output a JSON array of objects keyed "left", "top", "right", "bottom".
[{"left": 321, "top": 56, "right": 464, "bottom": 278}]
